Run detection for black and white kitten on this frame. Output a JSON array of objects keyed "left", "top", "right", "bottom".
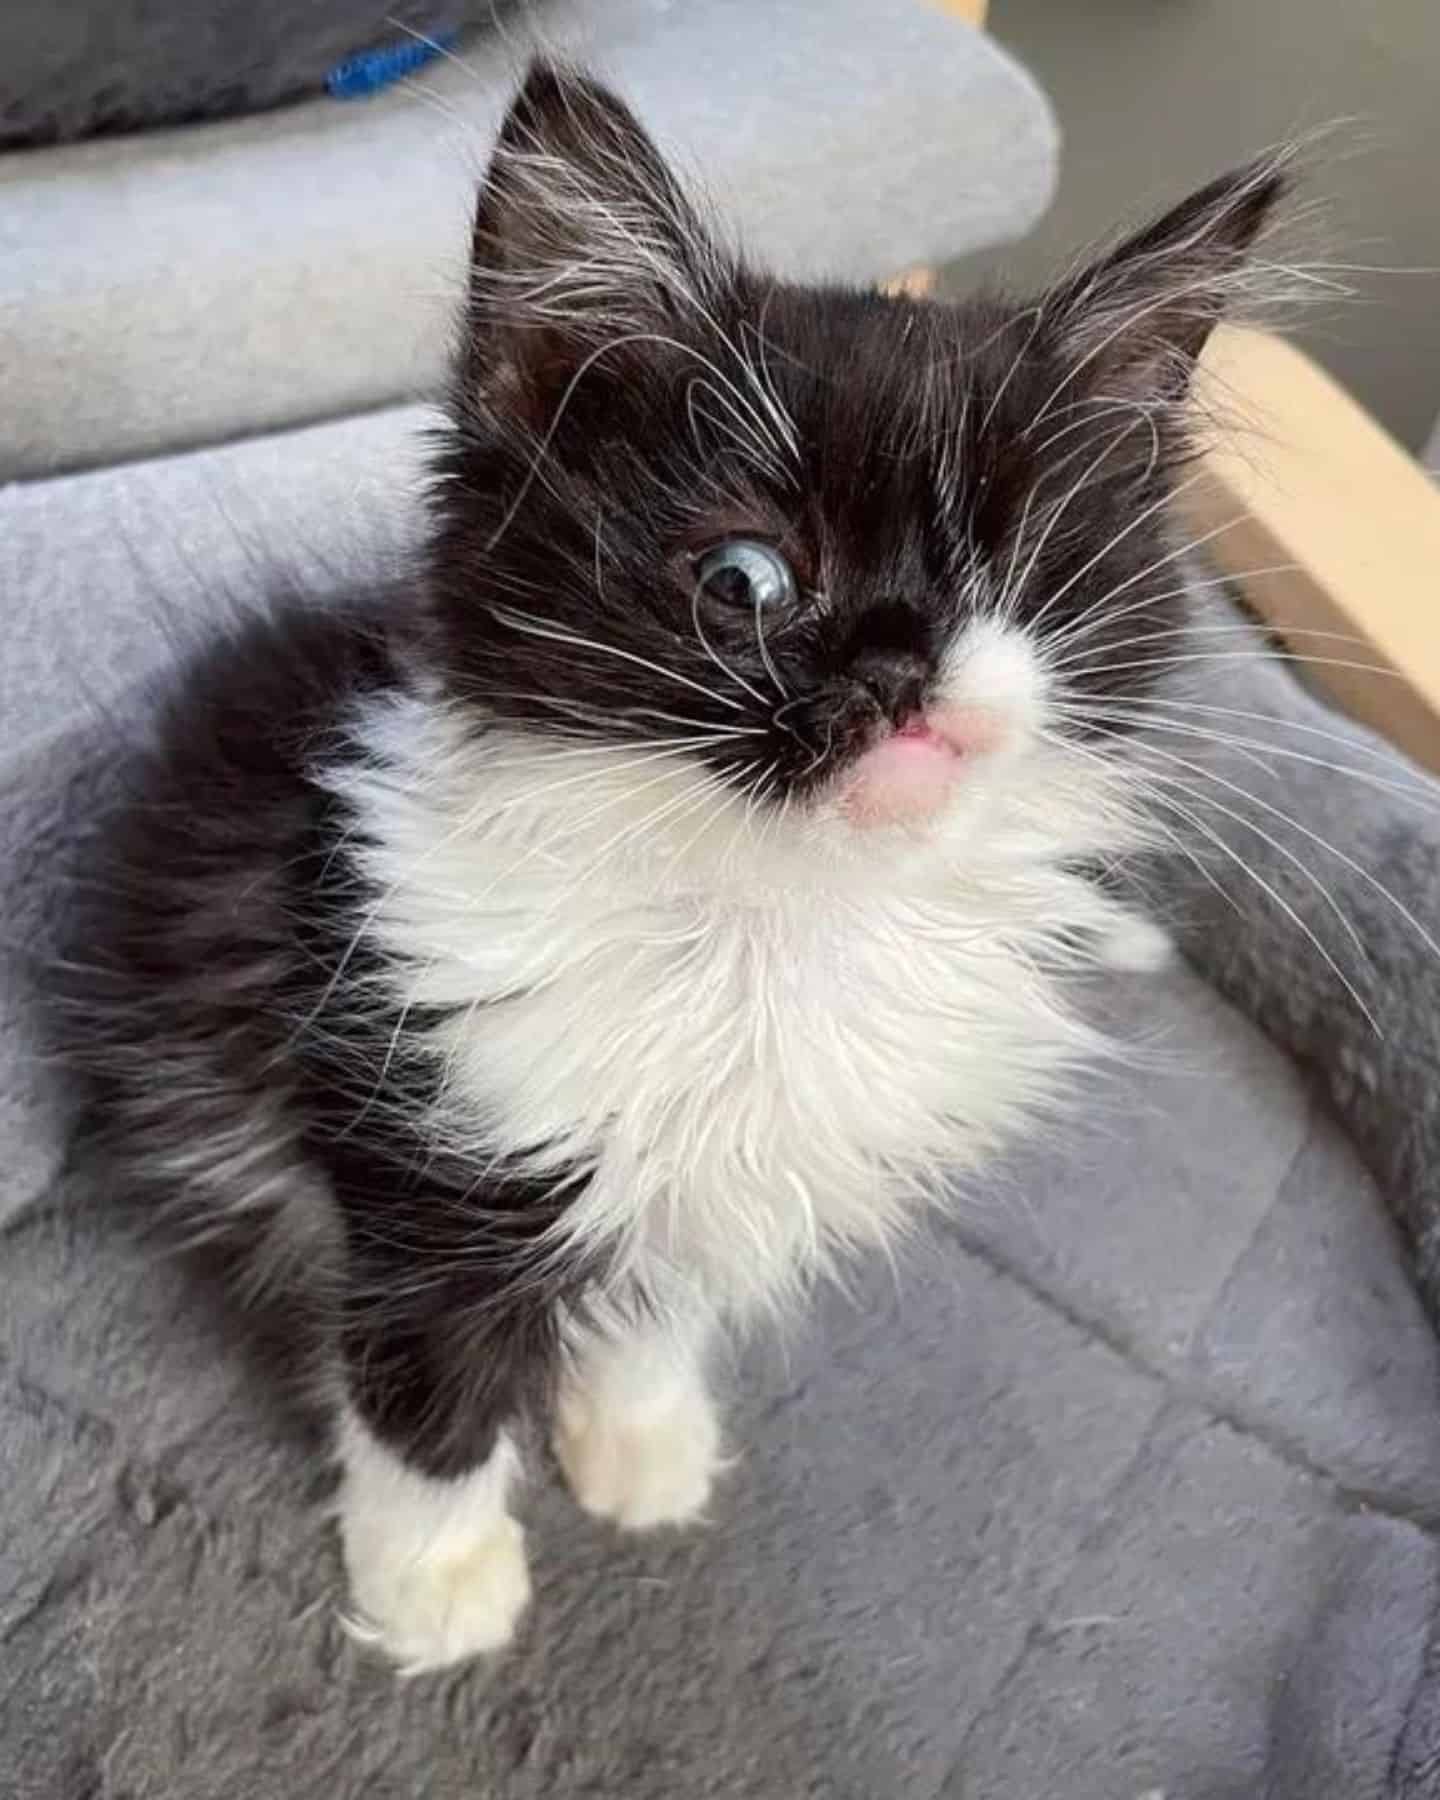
[{"left": 66, "top": 64, "right": 1282, "bottom": 1671}]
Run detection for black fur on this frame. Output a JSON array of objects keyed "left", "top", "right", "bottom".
[
  {"left": 56, "top": 62, "right": 1285, "bottom": 1483},
  {"left": 61, "top": 599, "right": 598, "bottom": 1478}
]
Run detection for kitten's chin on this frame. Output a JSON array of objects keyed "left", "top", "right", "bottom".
[{"left": 837, "top": 708, "right": 1003, "bottom": 831}]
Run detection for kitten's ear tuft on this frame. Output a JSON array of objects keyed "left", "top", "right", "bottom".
[
  {"left": 462, "top": 60, "right": 717, "bottom": 420},
  {"left": 1046, "top": 156, "right": 1291, "bottom": 404}
]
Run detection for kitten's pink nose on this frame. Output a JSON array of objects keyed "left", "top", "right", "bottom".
[
  {"left": 908, "top": 704, "right": 1008, "bottom": 758},
  {"left": 839, "top": 707, "right": 1002, "bottom": 827}
]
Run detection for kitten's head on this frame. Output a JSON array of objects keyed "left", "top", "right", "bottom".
[{"left": 427, "top": 63, "right": 1284, "bottom": 882}]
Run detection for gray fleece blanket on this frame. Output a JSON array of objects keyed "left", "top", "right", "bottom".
[{"left": 4, "top": 407, "right": 1440, "bottom": 1799}]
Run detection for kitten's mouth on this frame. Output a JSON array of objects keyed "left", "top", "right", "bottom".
[{"left": 838, "top": 708, "right": 1001, "bottom": 828}]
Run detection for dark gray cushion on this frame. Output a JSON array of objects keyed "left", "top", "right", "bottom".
[{"left": 0, "top": 3, "right": 504, "bottom": 148}]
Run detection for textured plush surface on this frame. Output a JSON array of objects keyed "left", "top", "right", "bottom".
[
  {"left": 0, "top": 0, "right": 1057, "bottom": 479},
  {"left": 5, "top": 408, "right": 1440, "bottom": 1797},
  {"left": 1150, "top": 593, "right": 1440, "bottom": 1796},
  {"left": 1157, "top": 595, "right": 1440, "bottom": 1339}
]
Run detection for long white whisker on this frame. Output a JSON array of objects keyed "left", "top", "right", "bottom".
[
  {"left": 485, "top": 325, "right": 794, "bottom": 556},
  {"left": 382, "top": 15, "right": 484, "bottom": 81},
  {"left": 1000, "top": 421, "right": 1138, "bottom": 627},
  {"left": 753, "top": 592, "right": 788, "bottom": 703},
  {"left": 687, "top": 580, "right": 769, "bottom": 709},
  {"left": 979, "top": 306, "right": 1045, "bottom": 435},
  {"left": 1059, "top": 697, "right": 1437, "bottom": 806},
  {"left": 1043, "top": 730, "right": 1244, "bottom": 917},
  {"left": 489, "top": 605, "right": 748, "bottom": 714},
  {"left": 483, "top": 692, "right": 767, "bottom": 740},
  {"left": 476, "top": 733, "right": 756, "bottom": 782},
  {"left": 995, "top": 476, "right": 1042, "bottom": 627},
  {"left": 1066, "top": 691, "right": 1433, "bottom": 782},
  {"left": 1132, "top": 776, "right": 1381, "bottom": 1033},
  {"left": 451, "top": 757, "right": 729, "bottom": 925},
  {"left": 1028, "top": 392, "right": 1178, "bottom": 462},
  {"left": 484, "top": 331, "right": 675, "bottom": 552},
  {"left": 564, "top": 769, "right": 726, "bottom": 889},
  {"left": 1054, "top": 647, "right": 1403, "bottom": 684},
  {"left": 1074, "top": 731, "right": 1371, "bottom": 962},
  {"left": 663, "top": 763, "right": 768, "bottom": 876},
  {"left": 1028, "top": 279, "right": 1194, "bottom": 433},
  {"left": 1044, "top": 563, "right": 1306, "bottom": 655},
  {"left": 480, "top": 740, "right": 730, "bottom": 821},
  {"left": 1062, "top": 708, "right": 1440, "bottom": 971},
  {"left": 1025, "top": 469, "right": 1210, "bottom": 639},
  {"left": 1033, "top": 504, "right": 1252, "bottom": 664},
  {"left": 1050, "top": 618, "right": 1384, "bottom": 672}
]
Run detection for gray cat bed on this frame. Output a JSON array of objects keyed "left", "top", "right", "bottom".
[
  {"left": 4, "top": 402, "right": 1440, "bottom": 1799},
  {"left": 8, "top": 3, "right": 1440, "bottom": 1788}
]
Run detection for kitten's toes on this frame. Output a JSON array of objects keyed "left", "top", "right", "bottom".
[
  {"left": 1096, "top": 912, "right": 1174, "bottom": 974},
  {"left": 555, "top": 1388, "right": 723, "bottom": 1530},
  {"left": 341, "top": 1516, "right": 530, "bottom": 1675}
]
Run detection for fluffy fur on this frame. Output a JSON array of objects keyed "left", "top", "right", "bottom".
[{"left": 57, "top": 63, "right": 1286, "bottom": 1668}]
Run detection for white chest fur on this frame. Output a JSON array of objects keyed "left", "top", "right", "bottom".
[{"left": 330, "top": 698, "right": 1138, "bottom": 1317}]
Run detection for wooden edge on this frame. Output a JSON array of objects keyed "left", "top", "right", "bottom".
[
  {"left": 1178, "top": 324, "right": 1440, "bottom": 776},
  {"left": 881, "top": 267, "right": 939, "bottom": 300},
  {"left": 931, "top": 0, "right": 988, "bottom": 28}
]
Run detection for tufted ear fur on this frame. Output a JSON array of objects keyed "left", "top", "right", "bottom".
[
  {"left": 461, "top": 60, "right": 723, "bottom": 426},
  {"left": 1045, "top": 157, "right": 1289, "bottom": 406}
]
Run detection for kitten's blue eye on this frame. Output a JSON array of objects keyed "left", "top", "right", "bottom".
[{"left": 694, "top": 539, "right": 797, "bottom": 612}]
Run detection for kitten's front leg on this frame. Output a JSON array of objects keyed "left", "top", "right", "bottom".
[
  {"left": 1070, "top": 880, "right": 1174, "bottom": 974},
  {"left": 336, "top": 1304, "right": 535, "bottom": 1674},
  {"left": 1095, "top": 905, "right": 1174, "bottom": 973},
  {"left": 337, "top": 1409, "right": 529, "bottom": 1675},
  {"left": 555, "top": 1306, "right": 724, "bottom": 1530}
]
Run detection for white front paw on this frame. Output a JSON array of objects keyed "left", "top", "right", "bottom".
[
  {"left": 342, "top": 1513, "right": 531, "bottom": 1675},
  {"left": 555, "top": 1389, "right": 723, "bottom": 1531},
  {"left": 1097, "top": 912, "right": 1174, "bottom": 973}
]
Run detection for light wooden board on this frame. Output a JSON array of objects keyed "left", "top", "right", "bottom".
[
  {"left": 933, "top": 0, "right": 988, "bottom": 26},
  {"left": 1180, "top": 325, "right": 1440, "bottom": 775}
]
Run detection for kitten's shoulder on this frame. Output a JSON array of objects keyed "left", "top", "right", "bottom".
[
  {"left": 86, "top": 583, "right": 419, "bottom": 934},
  {"left": 146, "top": 585, "right": 413, "bottom": 758}
]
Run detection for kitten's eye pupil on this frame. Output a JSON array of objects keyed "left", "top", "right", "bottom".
[{"left": 694, "top": 539, "right": 797, "bottom": 611}]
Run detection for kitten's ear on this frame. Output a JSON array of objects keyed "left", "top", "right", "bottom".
[
  {"left": 1046, "top": 158, "right": 1289, "bottom": 403},
  {"left": 462, "top": 61, "right": 717, "bottom": 421}
]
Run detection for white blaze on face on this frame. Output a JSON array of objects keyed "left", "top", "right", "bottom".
[{"left": 837, "top": 620, "right": 1046, "bottom": 829}]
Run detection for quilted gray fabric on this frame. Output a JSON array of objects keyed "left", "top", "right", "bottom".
[{"left": 4, "top": 407, "right": 1440, "bottom": 1798}]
